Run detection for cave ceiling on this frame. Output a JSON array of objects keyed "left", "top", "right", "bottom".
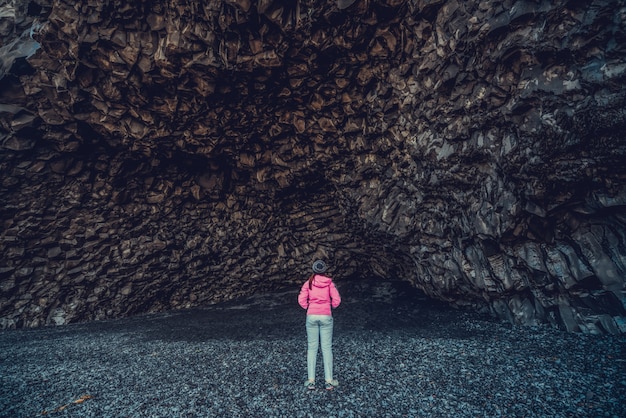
[{"left": 0, "top": 0, "right": 625, "bottom": 333}]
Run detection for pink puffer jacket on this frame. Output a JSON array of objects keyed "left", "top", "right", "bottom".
[{"left": 298, "top": 274, "right": 341, "bottom": 315}]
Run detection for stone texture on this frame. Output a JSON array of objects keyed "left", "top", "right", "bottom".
[{"left": 0, "top": 0, "right": 625, "bottom": 332}]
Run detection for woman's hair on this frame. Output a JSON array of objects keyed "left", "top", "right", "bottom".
[{"left": 308, "top": 273, "right": 316, "bottom": 290}]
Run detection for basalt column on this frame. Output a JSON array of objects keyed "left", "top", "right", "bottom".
[{"left": 1, "top": 0, "right": 625, "bottom": 332}]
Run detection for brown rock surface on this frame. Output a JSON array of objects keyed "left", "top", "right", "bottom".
[{"left": 0, "top": 0, "right": 625, "bottom": 332}]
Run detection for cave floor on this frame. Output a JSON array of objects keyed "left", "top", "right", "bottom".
[{"left": 0, "top": 282, "right": 624, "bottom": 418}]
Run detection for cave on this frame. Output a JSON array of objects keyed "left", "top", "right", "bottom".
[{"left": 0, "top": 0, "right": 625, "bottom": 334}]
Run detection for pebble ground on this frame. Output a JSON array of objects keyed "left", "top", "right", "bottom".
[{"left": 1, "top": 282, "right": 624, "bottom": 417}]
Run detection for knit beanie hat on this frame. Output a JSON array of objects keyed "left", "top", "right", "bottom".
[{"left": 312, "top": 260, "right": 328, "bottom": 274}]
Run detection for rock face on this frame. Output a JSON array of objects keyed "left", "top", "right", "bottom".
[{"left": 1, "top": 0, "right": 625, "bottom": 333}]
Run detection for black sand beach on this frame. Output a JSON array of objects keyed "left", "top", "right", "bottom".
[{"left": 1, "top": 282, "right": 624, "bottom": 417}]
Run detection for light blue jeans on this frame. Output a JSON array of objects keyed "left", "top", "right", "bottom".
[{"left": 306, "top": 315, "right": 334, "bottom": 382}]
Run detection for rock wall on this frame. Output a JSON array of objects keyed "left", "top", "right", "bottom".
[{"left": 1, "top": 0, "right": 625, "bottom": 332}]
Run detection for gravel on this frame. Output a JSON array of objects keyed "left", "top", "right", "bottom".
[{"left": 1, "top": 283, "right": 624, "bottom": 418}]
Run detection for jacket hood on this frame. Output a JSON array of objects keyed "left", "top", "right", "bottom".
[{"left": 312, "top": 274, "right": 332, "bottom": 288}]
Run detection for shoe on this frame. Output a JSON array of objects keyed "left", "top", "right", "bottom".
[
  {"left": 304, "top": 380, "right": 315, "bottom": 390},
  {"left": 325, "top": 379, "right": 339, "bottom": 390}
]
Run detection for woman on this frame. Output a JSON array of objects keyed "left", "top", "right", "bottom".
[{"left": 298, "top": 260, "right": 341, "bottom": 390}]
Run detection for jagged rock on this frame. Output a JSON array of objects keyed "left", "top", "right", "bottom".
[{"left": 0, "top": 0, "right": 625, "bottom": 333}]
